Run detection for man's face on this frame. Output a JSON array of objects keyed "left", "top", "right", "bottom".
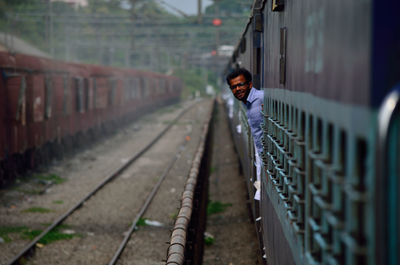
[{"left": 229, "top": 74, "right": 252, "bottom": 102}]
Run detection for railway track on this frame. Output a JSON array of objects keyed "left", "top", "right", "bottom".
[{"left": 4, "top": 99, "right": 213, "bottom": 265}]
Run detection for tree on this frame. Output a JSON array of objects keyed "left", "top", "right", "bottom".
[
  {"left": 0, "top": 0, "right": 38, "bottom": 18},
  {"left": 205, "top": 0, "right": 252, "bottom": 16},
  {"left": 86, "top": 0, "right": 126, "bottom": 15},
  {"left": 128, "top": 0, "right": 175, "bottom": 19}
]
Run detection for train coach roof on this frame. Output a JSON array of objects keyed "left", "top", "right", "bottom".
[
  {"left": 0, "top": 51, "right": 179, "bottom": 80},
  {"left": 0, "top": 51, "right": 86, "bottom": 75}
]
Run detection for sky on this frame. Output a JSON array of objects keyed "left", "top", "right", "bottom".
[{"left": 159, "top": 0, "right": 213, "bottom": 15}]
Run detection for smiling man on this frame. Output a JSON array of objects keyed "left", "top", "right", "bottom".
[{"left": 226, "top": 68, "right": 264, "bottom": 200}]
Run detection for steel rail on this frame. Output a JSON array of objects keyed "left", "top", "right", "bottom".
[
  {"left": 108, "top": 141, "right": 185, "bottom": 265},
  {"left": 110, "top": 100, "right": 214, "bottom": 265},
  {"left": 6, "top": 101, "right": 198, "bottom": 265}
]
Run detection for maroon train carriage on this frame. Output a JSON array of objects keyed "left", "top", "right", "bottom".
[{"left": 0, "top": 52, "right": 182, "bottom": 186}]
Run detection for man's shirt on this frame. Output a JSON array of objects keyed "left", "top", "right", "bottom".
[{"left": 245, "top": 87, "right": 264, "bottom": 155}]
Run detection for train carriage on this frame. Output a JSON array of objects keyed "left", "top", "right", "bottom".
[
  {"left": 0, "top": 51, "right": 182, "bottom": 186},
  {"left": 224, "top": 0, "right": 400, "bottom": 264}
]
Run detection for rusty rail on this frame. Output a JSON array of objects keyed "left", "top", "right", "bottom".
[{"left": 166, "top": 101, "right": 214, "bottom": 265}]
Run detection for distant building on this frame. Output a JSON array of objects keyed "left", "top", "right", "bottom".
[
  {"left": 205, "top": 85, "right": 215, "bottom": 96},
  {"left": 51, "top": 0, "right": 88, "bottom": 8},
  {"left": 218, "top": 45, "right": 234, "bottom": 57}
]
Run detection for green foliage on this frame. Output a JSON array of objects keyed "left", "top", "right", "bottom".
[
  {"left": 0, "top": 226, "right": 28, "bottom": 243},
  {"left": 132, "top": 1, "right": 176, "bottom": 19},
  {"left": 170, "top": 212, "right": 178, "bottom": 220},
  {"left": 35, "top": 174, "right": 66, "bottom": 185},
  {"left": 15, "top": 188, "right": 42, "bottom": 195},
  {"left": 204, "top": 235, "right": 215, "bottom": 246},
  {"left": 52, "top": 200, "right": 64, "bottom": 204},
  {"left": 86, "top": 0, "right": 128, "bottom": 15},
  {"left": 0, "top": 0, "right": 37, "bottom": 15},
  {"left": 1, "top": 0, "right": 248, "bottom": 83},
  {"left": 207, "top": 200, "right": 232, "bottom": 215},
  {"left": 205, "top": 0, "right": 253, "bottom": 15},
  {"left": 174, "top": 68, "right": 218, "bottom": 99},
  {"left": 136, "top": 217, "right": 147, "bottom": 227},
  {"left": 23, "top": 207, "right": 52, "bottom": 213},
  {"left": 22, "top": 225, "right": 77, "bottom": 245}
]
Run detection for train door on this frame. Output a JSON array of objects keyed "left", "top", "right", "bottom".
[
  {"left": 384, "top": 87, "right": 400, "bottom": 265},
  {"left": 251, "top": 2, "right": 264, "bottom": 89},
  {"left": 62, "top": 75, "right": 72, "bottom": 137},
  {"left": 108, "top": 79, "right": 117, "bottom": 107},
  {"left": 43, "top": 75, "right": 56, "bottom": 142},
  {"left": 50, "top": 75, "right": 64, "bottom": 142},
  {"left": 26, "top": 74, "right": 45, "bottom": 148},
  {"left": 75, "top": 77, "right": 85, "bottom": 114},
  {"left": 84, "top": 78, "right": 90, "bottom": 112},
  {"left": 377, "top": 85, "right": 400, "bottom": 265},
  {"left": 4, "top": 73, "right": 27, "bottom": 154},
  {"left": 387, "top": 106, "right": 400, "bottom": 265}
]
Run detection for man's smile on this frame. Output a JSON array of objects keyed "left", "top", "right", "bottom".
[{"left": 235, "top": 91, "right": 245, "bottom": 98}]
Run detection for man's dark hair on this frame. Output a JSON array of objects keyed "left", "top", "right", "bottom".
[{"left": 226, "top": 68, "right": 252, "bottom": 86}]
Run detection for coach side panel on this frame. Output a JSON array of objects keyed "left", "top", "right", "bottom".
[{"left": 263, "top": 0, "right": 371, "bottom": 106}]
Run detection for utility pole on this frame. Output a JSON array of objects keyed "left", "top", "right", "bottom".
[
  {"left": 129, "top": 0, "right": 140, "bottom": 68},
  {"left": 46, "top": 0, "right": 54, "bottom": 57},
  {"left": 213, "top": 0, "right": 221, "bottom": 56},
  {"left": 197, "top": 0, "right": 202, "bottom": 24}
]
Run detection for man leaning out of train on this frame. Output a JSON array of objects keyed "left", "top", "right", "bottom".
[{"left": 226, "top": 68, "right": 264, "bottom": 201}]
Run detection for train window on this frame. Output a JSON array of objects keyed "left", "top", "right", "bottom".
[
  {"left": 45, "top": 76, "right": 53, "bottom": 119},
  {"left": 280, "top": 27, "right": 287, "bottom": 85},
  {"left": 84, "top": 78, "right": 90, "bottom": 111},
  {"left": 15, "top": 76, "right": 27, "bottom": 124},
  {"left": 299, "top": 111, "right": 306, "bottom": 170},
  {"left": 166, "top": 80, "right": 171, "bottom": 93},
  {"left": 141, "top": 77, "right": 148, "bottom": 98},
  {"left": 75, "top": 78, "right": 84, "bottom": 113},
  {"left": 109, "top": 79, "right": 116, "bottom": 106},
  {"left": 254, "top": 13, "right": 263, "bottom": 32},
  {"left": 339, "top": 130, "right": 347, "bottom": 175},
  {"left": 123, "top": 79, "right": 129, "bottom": 102},
  {"left": 252, "top": 26, "right": 261, "bottom": 89},
  {"left": 6, "top": 74, "right": 28, "bottom": 124},
  {"left": 158, "top": 79, "right": 164, "bottom": 95},
  {"left": 134, "top": 78, "right": 140, "bottom": 99},
  {"left": 92, "top": 78, "right": 97, "bottom": 108},
  {"left": 240, "top": 37, "right": 246, "bottom": 53},
  {"left": 162, "top": 79, "right": 167, "bottom": 94},
  {"left": 307, "top": 114, "right": 314, "bottom": 148},
  {"left": 327, "top": 123, "right": 334, "bottom": 161},
  {"left": 145, "top": 79, "right": 150, "bottom": 98},
  {"left": 130, "top": 79, "right": 135, "bottom": 99},
  {"left": 63, "top": 76, "right": 70, "bottom": 115},
  {"left": 272, "top": 0, "right": 284, "bottom": 11},
  {"left": 128, "top": 78, "right": 135, "bottom": 100},
  {"left": 316, "top": 118, "right": 322, "bottom": 153},
  {"left": 28, "top": 75, "right": 45, "bottom": 123},
  {"left": 355, "top": 138, "right": 367, "bottom": 191}
]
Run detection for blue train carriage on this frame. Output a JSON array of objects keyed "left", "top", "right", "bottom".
[{"left": 224, "top": 0, "right": 400, "bottom": 264}]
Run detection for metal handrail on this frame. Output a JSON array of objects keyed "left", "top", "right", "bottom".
[
  {"left": 378, "top": 86, "right": 400, "bottom": 149},
  {"left": 376, "top": 84, "right": 400, "bottom": 265}
]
